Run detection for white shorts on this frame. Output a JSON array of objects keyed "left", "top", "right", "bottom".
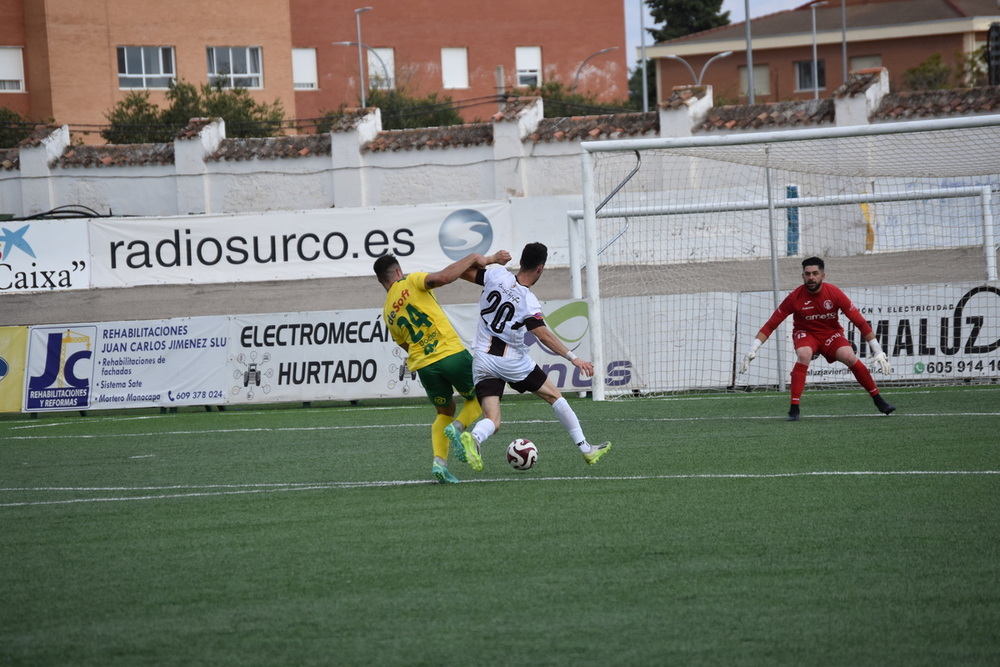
[{"left": 472, "top": 352, "right": 535, "bottom": 385}]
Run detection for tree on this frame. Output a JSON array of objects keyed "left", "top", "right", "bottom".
[
  {"left": 956, "top": 45, "right": 989, "bottom": 87},
  {"left": 102, "top": 91, "right": 169, "bottom": 144},
  {"left": 646, "top": 0, "right": 729, "bottom": 43},
  {"left": 200, "top": 83, "right": 284, "bottom": 137},
  {"left": 902, "top": 54, "right": 952, "bottom": 91},
  {"left": 627, "top": 60, "right": 658, "bottom": 111},
  {"left": 364, "top": 88, "right": 464, "bottom": 130},
  {"left": 318, "top": 87, "right": 464, "bottom": 132},
  {"left": 102, "top": 80, "right": 285, "bottom": 144},
  {"left": 0, "top": 107, "right": 35, "bottom": 149},
  {"left": 514, "top": 80, "right": 630, "bottom": 117}
]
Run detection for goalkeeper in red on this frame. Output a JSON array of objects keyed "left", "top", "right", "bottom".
[{"left": 740, "top": 256, "right": 895, "bottom": 421}]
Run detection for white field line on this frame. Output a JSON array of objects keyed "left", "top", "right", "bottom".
[
  {"left": 1, "top": 470, "right": 998, "bottom": 508},
  {"left": 1, "top": 411, "right": 999, "bottom": 441},
  {"left": 6, "top": 386, "right": 997, "bottom": 432}
]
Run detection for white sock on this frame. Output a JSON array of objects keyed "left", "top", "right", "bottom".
[
  {"left": 471, "top": 420, "right": 495, "bottom": 445},
  {"left": 551, "top": 397, "right": 586, "bottom": 449}
]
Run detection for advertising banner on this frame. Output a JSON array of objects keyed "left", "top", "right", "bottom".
[
  {"left": 0, "top": 326, "right": 28, "bottom": 412},
  {"left": 603, "top": 293, "right": 739, "bottom": 393},
  {"left": 226, "top": 298, "right": 594, "bottom": 406},
  {"left": 89, "top": 202, "right": 513, "bottom": 288},
  {"left": 0, "top": 219, "right": 91, "bottom": 294},
  {"left": 227, "top": 309, "right": 398, "bottom": 404},
  {"left": 737, "top": 282, "right": 1000, "bottom": 385},
  {"left": 24, "top": 325, "right": 97, "bottom": 410},
  {"left": 23, "top": 318, "right": 229, "bottom": 411},
  {"left": 448, "top": 300, "right": 596, "bottom": 393}
]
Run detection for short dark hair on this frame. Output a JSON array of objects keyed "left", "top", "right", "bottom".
[
  {"left": 373, "top": 254, "right": 399, "bottom": 283},
  {"left": 802, "top": 256, "right": 825, "bottom": 271},
  {"left": 520, "top": 242, "right": 548, "bottom": 270}
]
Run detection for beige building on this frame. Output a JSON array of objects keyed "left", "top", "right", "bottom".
[
  {"left": 646, "top": 0, "right": 1000, "bottom": 104},
  {"left": 2, "top": 0, "right": 295, "bottom": 142},
  {"left": 0, "top": 0, "right": 628, "bottom": 143}
]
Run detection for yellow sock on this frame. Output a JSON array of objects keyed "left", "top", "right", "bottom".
[
  {"left": 431, "top": 414, "right": 451, "bottom": 461},
  {"left": 456, "top": 396, "right": 482, "bottom": 429}
]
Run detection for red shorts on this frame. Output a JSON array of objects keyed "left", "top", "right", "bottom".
[{"left": 792, "top": 330, "right": 852, "bottom": 363}]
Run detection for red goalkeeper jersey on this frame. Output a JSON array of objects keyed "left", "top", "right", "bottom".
[{"left": 758, "top": 282, "right": 873, "bottom": 339}]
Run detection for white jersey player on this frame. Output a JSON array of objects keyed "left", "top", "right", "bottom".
[{"left": 451, "top": 242, "right": 612, "bottom": 472}]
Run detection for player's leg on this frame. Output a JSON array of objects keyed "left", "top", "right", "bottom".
[
  {"left": 520, "top": 368, "right": 610, "bottom": 464},
  {"left": 439, "top": 350, "right": 482, "bottom": 462},
  {"left": 462, "top": 383, "right": 503, "bottom": 472},
  {"left": 417, "top": 364, "right": 461, "bottom": 483},
  {"left": 788, "top": 341, "right": 816, "bottom": 421},
  {"left": 832, "top": 342, "right": 895, "bottom": 415}
]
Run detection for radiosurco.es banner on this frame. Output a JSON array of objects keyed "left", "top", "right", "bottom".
[{"left": 89, "top": 203, "right": 513, "bottom": 288}]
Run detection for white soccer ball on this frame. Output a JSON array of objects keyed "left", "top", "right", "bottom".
[{"left": 506, "top": 438, "right": 538, "bottom": 471}]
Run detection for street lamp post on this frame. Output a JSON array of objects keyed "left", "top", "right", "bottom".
[
  {"left": 662, "top": 51, "right": 733, "bottom": 86},
  {"left": 744, "top": 0, "right": 755, "bottom": 104},
  {"left": 572, "top": 46, "right": 619, "bottom": 93},
  {"left": 639, "top": 0, "right": 648, "bottom": 113},
  {"left": 354, "top": 7, "right": 373, "bottom": 107},
  {"left": 841, "top": 0, "right": 848, "bottom": 83},
  {"left": 810, "top": 2, "right": 828, "bottom": 100},
  {"left": 333, "top": 41, "right": 391, "bottom": 89}
]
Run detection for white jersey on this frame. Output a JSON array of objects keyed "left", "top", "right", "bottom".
[{"left": 473, "top": 265, "right": 544, "bottom": 361}]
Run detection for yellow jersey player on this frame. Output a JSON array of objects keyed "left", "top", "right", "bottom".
[{"left": 374, "top": 249, "right": 511, "bottom": 483}]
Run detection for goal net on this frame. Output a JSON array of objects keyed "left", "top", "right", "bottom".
[{"left": 573, "top": 116, "right": 1000, "bottom": 399}]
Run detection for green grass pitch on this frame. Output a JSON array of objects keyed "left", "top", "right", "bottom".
[{"left": 1, "top": 385, "right": 998, "bottom": 665}]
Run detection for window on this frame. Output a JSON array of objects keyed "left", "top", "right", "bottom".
[
  {"left": 117, "top": 46, "right": 174, "bottom": 89},
  {"left": 207, "top": 46, "right": 262, "bottom": 88},
  {"left": 849, "top": 55, "right": 882, "bottom": 72},
  {"left": 795, "top": 59, "right": 825, "bottom": 92},
  {"left": 739, "top": 64, "right": 771, "bottom": 96},
  {"left": 369, "top": 47, "right": 395, "bottom": 90},
  {"left": 516, "top": 46, "right": 541, "bottom": 87},
  {"left": 292, "top": 48, "right": 318, "bottom": 89},
  {"left": 0, "top": 47, "right": 25, "bottom": 92},
  {"left": 441, "top": 47, "right": 468, "bottom": 89}
]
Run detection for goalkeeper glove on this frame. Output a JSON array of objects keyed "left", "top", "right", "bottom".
[
  {"left": 740, "top": 339, "right": 762, "bottom": 374},
  {"left": 867, "top": 339, "right": 892, "bottom": 374}
]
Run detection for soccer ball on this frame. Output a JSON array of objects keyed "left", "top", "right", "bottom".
[{"left": 506, "top": 438, "right": 538, "bottom": 471}]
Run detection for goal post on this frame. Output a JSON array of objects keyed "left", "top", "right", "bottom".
[{"left": 572, "top": 115, "right": 1000, "bottom": 400}]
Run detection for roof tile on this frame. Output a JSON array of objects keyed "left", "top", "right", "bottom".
[
  {"left": 363, "top": 124, "right": 493, "bottom": 153},
  {"left": 176, "top": 118, "right": 215, "bottom": 140},
  {"left": 528, "top": 112, "right": 658, "bottom": 143},
  {"left": 209, "top": 134, "right": 332, "bottom": 161},
  {"left": 662, "top": 85, "right": 709, "bottom": 109},
  {"left": 698, "top": 99, "right": 835, "bottom": 132},
  {"left": 17, "top": 124, "right": 62, "bottom": 148},
  {"left": 0, "top": 148, "right": 18, "bottom": 171},
  {"left": 57, "top": 143, "right": 175, "bottom": 168},
  {"left": 872, "top": 86, "right": 1000, "bottom": 120}
]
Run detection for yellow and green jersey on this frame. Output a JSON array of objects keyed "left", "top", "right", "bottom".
[{"left": 383, "top": 272, "right": 465, "bottom": 372}]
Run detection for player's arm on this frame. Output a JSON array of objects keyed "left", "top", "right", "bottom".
[
  {"left": 839, "top": 290, "right": 891, "bottom": 374},
  {"left": 841, "top": 295, "right": 892, "bottom": 375},
  {"left": 526, "top": 318, "right": 594, "bottom": 378},
  {"left": 423, "top": 254, "right": 483, "bottom": 289},
  {"left": 459, "top": 250, "right": 511, "bottom": 283},
  {"left": 740, "top": 298, "right": 792, "bottom": 373},
  {"left": 424, "top": 250, "right": 511, "bottom": 289}
]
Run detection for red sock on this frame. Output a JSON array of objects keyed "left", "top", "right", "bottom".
[
  {"left": 790, "top": 362, "right": 808, "bottom": 405},
  {"left": 850, "top": 360, "right": 879, "bottom": 396}
]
